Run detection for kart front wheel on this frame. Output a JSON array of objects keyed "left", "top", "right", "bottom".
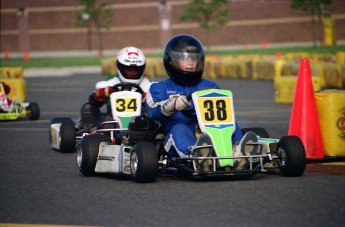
[
  {"left": 49, "top": 118, "right": 75, "bottom": 153},
  {"left": 276, "top": 136, "right": 306, "bottom": 177},
  {"left": 77, "top": 134, "right": 111, "bottom": 176},
  {"left": 130, "top": 142, "right": 158, "bottom": 183},
  {"left": 60, "top": 120, "right": 76, "bottom": 153},
  {"left": 28, "top": 102, "right": 40, "bottom": 120}
]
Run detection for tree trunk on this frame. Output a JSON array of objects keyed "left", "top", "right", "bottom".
[
  {"left": 95, "top": 21, "right": 103, "bottom": 57},
  {"left": 312, "top": 12, "right": 318, "bottom": 47}
]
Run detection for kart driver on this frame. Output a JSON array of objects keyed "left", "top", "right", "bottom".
[
  {"left": 145, "top": 34, "right": 245, "bottom": 170},
  {"left": 79, "top": 46, "right": 152, "bottom": 128},
  {"left": 89, "top": 46, "right": 151, "bottom": 111},
  {"left": 0, "top": 81, "right": 13, "bottom": 112}
]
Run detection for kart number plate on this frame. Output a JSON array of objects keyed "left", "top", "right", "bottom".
[
  {"left": 197, "top": 97, "right": 233, "bottom": 124},
  {"left": 115, "top": 98, "right": 138, "bottom": 113}
]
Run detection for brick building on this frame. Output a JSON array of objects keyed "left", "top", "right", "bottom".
[{"left": 1, "top": 0, "right": 345, "bottom": 54}]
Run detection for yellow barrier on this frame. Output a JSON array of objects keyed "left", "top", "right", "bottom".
[
  {"left": 153, "top": 58, "right": 165, "bottom": 77},
  {"left": 254, "top": 59, "right": 275, "bottom": 81},
  {"left": 100, "top": 54, "right": 342, "bottom": 85},
  {"left": 274, "top": 76, "right": 321, "bottom": 104},
  {"left": 341, "top": 64, "right": 345, "bottom": 88},
  {"left": 336, "top": 51, "right": 345, "bottom": 64},
  {"left": 320, "top": 62, "right": 343, "bottom": 89},
  {"left": 222, "top": 59, "right": 238, "bottom": 79},
  {"left": 0, "top": 67, "right": 24, "bottom": 79},
  {"left": 144, "top": 58, "right": 156, "bottom": 77},
  {"left": 274, "top": 60, "right": 321, "bottom": 104},
  {"left": 100, "top": 57, "right": 116, "bottom": 75},
  {"left": 316, "top": 90, "right": 345, "bottom": 156},
  {"left": 1, "top": 78, "right": 26, "bottom": 102}
]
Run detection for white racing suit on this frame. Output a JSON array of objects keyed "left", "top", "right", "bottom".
[
  {"left": 89, "top": 74, "right": 152, "bottom": 112},
  {"left": 145, "top": 78, "right": 243, "bottom": 158}
]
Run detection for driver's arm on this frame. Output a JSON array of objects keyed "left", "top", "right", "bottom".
[{"left": 88, "top": 86, "right": 116, "bottom": 108}]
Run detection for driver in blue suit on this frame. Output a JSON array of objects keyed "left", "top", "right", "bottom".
[{"left": 145, "top": 34, "right": 243, "bottom": 162}]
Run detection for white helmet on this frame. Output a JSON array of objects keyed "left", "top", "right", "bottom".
[{"left": 116, "top": 46, "right": 146, "bottom": 84}]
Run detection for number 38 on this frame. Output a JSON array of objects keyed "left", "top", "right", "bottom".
[{"left": 203, "top": 99, "right": 227, "bottom": 121}]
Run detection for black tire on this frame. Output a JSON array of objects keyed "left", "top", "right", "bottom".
[
  {"left": 49, "top": 118, "right": 75, "bottom": 153},
  {"left": 77, "top": 134, "right": 111, "bottom": 176},
  {"left": 241, "top": 127, "right": 269, "bottom": 138},
  {"left": 276, "top": 136, "right": 306, "bottom": 177},
  {"left": 28, "top": 102, "right": 40, "bottom": 120},
  {"left": 60, "top": 120, "right": 76, "bottom": 153},
  {"left": 130, "top": 142, "right": 158, "bottom": 183}
]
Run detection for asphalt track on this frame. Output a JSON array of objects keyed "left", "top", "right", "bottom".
[{"left": 0, "top": 72, "right": 344, "bottom": 227}]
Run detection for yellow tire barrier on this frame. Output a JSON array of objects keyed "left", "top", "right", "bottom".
[
  {"left": 100, "top": 57, "right": 116, "bottom": 75},
  {"left": 336, "top": 51, "right": 345, "bottom": 64},
  {"left": 319, "top": 62, "right": 343, "bottom": 89},
  {"left": 254, "top": 59, "right": 275, "bottom": 81},
  {"left": 1, "top": 78, "right": 26, "bottom": 102},
  {"left": 274, "top": 60, "right": 321, "bottom": 104},
  {"left": 0, "top": 67, "right": 24, "bottom": 79},
  {"left": 316, "top": 90, "right": 345, "bottom": 156},
  {"left": 100, "top": 54, "right": 343, "bottom": 88}
]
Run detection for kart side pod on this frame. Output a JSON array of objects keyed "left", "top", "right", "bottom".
[{"left": 95, "top": 143, "right": 131, "bottom": 174}]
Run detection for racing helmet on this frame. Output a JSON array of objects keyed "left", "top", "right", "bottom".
[
  {"left": 116, "top": 46, "right": 146, "bottom": 84},
  {"left": 163, "top": 34, "right": 205, "bottom": 85}
]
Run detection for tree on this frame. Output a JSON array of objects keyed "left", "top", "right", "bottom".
[
  {"left": 290, "top": 0, "right": 333, "bottom": 47},
  {"left": 75, "top": 0, "right": 112, "bottom": 56},
  {"left": 180, "top": 0, "right": 229, "bottom": 50}
]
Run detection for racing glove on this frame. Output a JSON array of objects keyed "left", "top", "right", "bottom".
[
  {"left": 93, "top": 86, "right": 116, "bottom": 101},
  {"left": 161, "top": 95, "right": 190, "bottom": 116}
]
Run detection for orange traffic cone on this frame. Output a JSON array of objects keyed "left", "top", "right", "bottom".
[
  {"left": 4, "top": 50, "right": 9, "bottom": 60},
  {"left": 24, "top": 51, "right": 30, "bottom": 61},
  {"left": 288, "top": 59, "right": 324, "bottom": 159}
]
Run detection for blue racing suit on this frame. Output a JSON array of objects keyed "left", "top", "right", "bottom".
[{"left": 145, "top": 78, "right": 243, "bottom": 157}]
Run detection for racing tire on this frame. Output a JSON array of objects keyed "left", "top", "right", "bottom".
[
  {"left": 49, "top": 118, "right": 76, "bottom": 153},
  {"left": 276, "top": 136, "right": 306, "bottom": 177},
  {"left": 77, "top": 134, "right": 111, "bottom": 176},
  {"left": 60, "top": 120, "right": 76, "bottom": 153},
  {"left": 130, "top": 142, "right": 158, "bottom": 183},
  {"left": 241, "top": 127, "right": 269, "bottom": 138},
  {"left": 28, "top": 102, "right": 40, "bottom": 120}
]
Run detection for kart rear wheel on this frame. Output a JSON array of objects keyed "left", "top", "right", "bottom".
[
  {"left": 276, "top": 136, "right": 306, "bottom": 177},
  {"left": 130, "top": 142, "right": 158, "bottom": 183},
  {"left": 77, "top": 134, "right": 111, "bottom": 176},
  {"left": 28, "top": 102, "right": 40, "bottom": 120},
  {"left": 241, "top": 127, "right": 269, "bottom": 138},
  {"left": 50, "top": 118, "right": 76, "bottom": 153}
]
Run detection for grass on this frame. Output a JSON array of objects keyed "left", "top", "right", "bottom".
[
  {"left": 0, "top": 57, "right": 103, "bottom": 69},
  {"left": 1, "top": 45, "right": 344, "bottom": 69}
]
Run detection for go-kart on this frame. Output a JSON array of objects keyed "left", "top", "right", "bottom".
[
  {"left": 76, "top": 88, "right": 306, "bottom": 183},
  {"left": 0, "top": 82, "right": 40, "bottom": 121},
  {"left": 49, "top": 82, "right": 144, "bottom": 153}
]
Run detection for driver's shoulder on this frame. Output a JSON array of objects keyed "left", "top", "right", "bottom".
[{"left": 199, "top": 79, "right": 220, "bottom": 88}]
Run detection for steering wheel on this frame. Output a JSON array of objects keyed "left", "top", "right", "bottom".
[
  {"left": 111, "top": 82, "right": 143, "bottom": 94},
  {"left": 181, "top": 107, "right": 197, "bottom": 119}
]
